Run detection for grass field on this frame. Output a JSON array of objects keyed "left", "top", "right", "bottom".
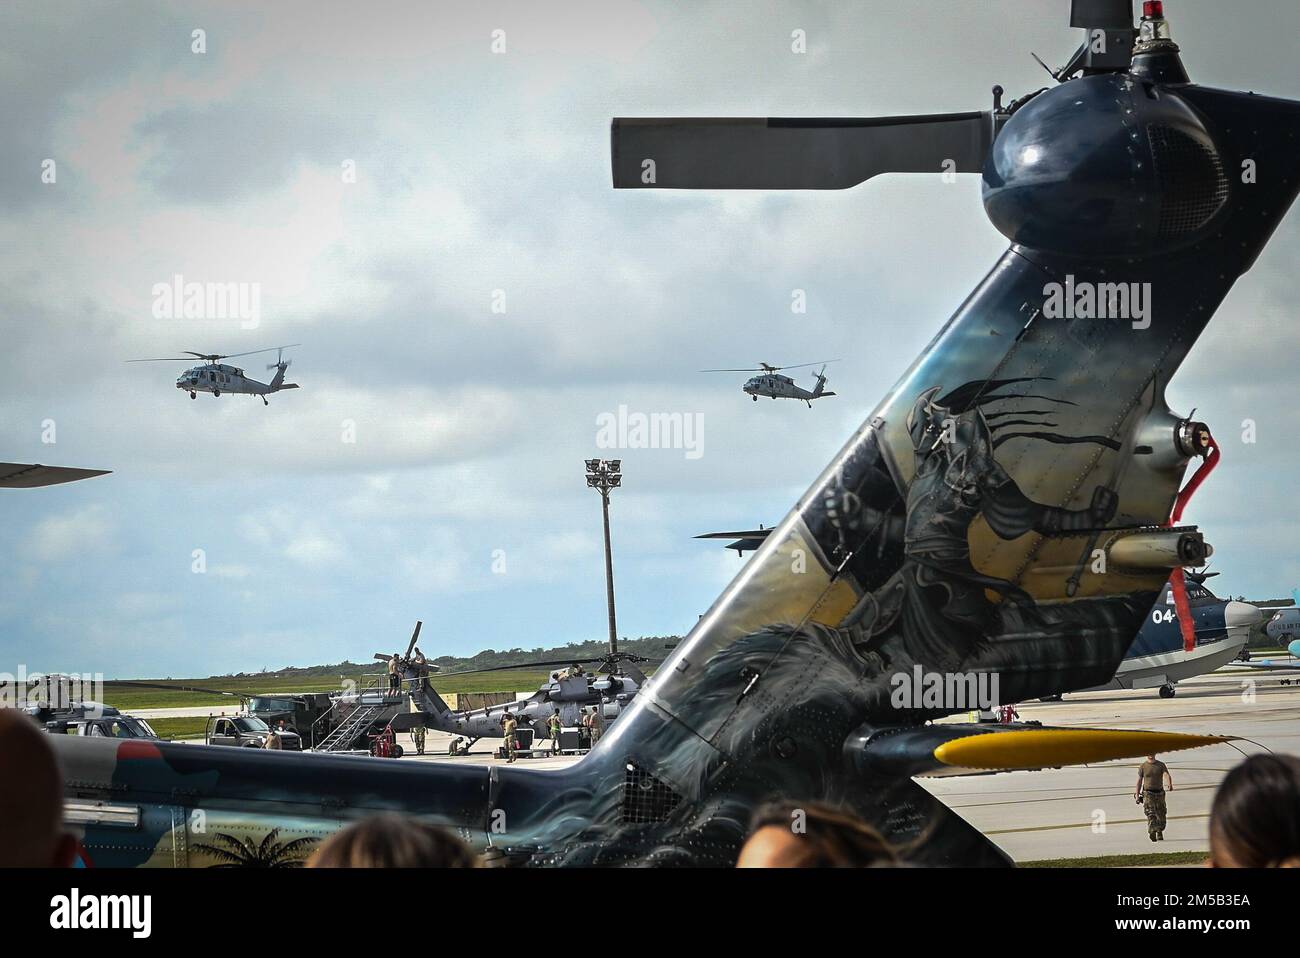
[
  {"left": 104, "top": 668, "right": 559, "bottom": 711},
  {"left": 1020, "top": 850, "right": 1209, "bottom": 868},
  {"left": 146, "top": 716, "right": 211, "bottom": 740}
]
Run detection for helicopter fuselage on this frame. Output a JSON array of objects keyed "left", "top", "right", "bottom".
[
  {"left": 176, "top": 362, "right": 297, "bottom": 401},
  {"left": 743, "top": 372, "right": 833, "bottom": 405},
  {"left": 420, "top": 671, "right": 642, "bottom": 742}
]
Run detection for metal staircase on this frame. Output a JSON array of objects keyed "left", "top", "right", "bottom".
[{"left": 314, "top": 702, "right": 387, "bottom": 752}]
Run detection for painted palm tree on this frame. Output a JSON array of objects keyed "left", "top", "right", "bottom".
[{"left": 192, "top": 828, "right": 318, "bottom": 868}]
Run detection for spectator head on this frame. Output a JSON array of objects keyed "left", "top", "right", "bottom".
[
  {"left": 737, "top": 800, "right": 899, "bottom": 868},
  {"left": 0, "top": 710, "right": 77, "bottom": 867},
  {"left": 307, "top": 814, "right": 478, "bottom": 868},
  {"left": 1210, "top": 753, "right": 1300, "bottom": 867}
]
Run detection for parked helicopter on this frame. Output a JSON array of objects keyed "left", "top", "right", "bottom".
[
  {"left": 51, "top": 0, "right": 1300, "bottom": 869},
  {"left": 702, "top": 361, "right": 838, "bottom": 406},
  {"left": 128, "top": 345, "right": 300, "bottom": 404},
  {"left": 373, "top": 621, "right": 660, "bottom": 749}
]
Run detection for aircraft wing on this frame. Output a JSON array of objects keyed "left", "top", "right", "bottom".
[
  {"left": 0, "top": 462, "right": 111, "bottom": 488},
  {"left": 853, "top": 723, "right": 1235, "bottom": 779}
]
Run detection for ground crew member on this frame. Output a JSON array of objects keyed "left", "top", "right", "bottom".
[
  {"left": 264, "top": 726, "right": 283, "bottom": 750},
  {"left": 412, "top": 723, "right": 426, "bottom": 755},
  {"left": 502, "top": 712, "right": 518, "bottom": 764},
  {"left": 1135, "top": 753, "right": 1173, "bottom": 842},
  {"left": 547, "top": 711, "right": 562, "bottom": 754},
  {"left": 388, "top": 653, "right": 401, "bottom": 694},
  {"left": 589, "top": 704, "right": 604, "bottom": 747},
  {"left": 412, "top": 648, "right": 429, "bottom": 691}
]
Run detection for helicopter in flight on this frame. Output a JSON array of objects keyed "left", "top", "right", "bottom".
[
  {"left": 51, "top": 0, "right": 1300, "bottom": 869},
  {"left": 128, "top": 344, "right": 301, "bottom": 404},
  {"left": 702, "top": 361, "right": 838, "bottom": 406}
]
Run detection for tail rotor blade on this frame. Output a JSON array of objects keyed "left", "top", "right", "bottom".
[{"left": 612, "top": 112, "right": 994, "bottom": 190}]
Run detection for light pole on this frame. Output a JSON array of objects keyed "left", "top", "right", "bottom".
[{"left": 585, "top": 458, "right": 621, "bottom": 655}]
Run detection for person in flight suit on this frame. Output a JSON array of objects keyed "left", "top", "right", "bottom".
[{"left": 1136, "top": 754, "right": 1174, "bottom": 842}]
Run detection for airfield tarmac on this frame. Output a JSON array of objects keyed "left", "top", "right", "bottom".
[{"left": 389, "top": 666, "right": 1299, "bottom": 864}]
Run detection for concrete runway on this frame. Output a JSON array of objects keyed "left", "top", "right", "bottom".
[
  {"left": 387, "top": 666, "right": 1299, "bottom": 863},
  {"left": 919, "top": 668, "right": 1300, "bottom": 862}
]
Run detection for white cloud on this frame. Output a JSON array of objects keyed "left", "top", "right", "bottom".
[{"left": 31, "top": 505, "right": 114, "bottom": 562}]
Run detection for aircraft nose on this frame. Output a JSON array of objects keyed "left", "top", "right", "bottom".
[{"left": 1224, "top": 601, "right": 1263, "bottom": 629}]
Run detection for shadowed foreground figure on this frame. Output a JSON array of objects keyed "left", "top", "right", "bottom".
[
  {"left": 1209, "top": 754, "right": 1300, "bottom": 868},
  {"left": 307, "top": 813, "right": 478, "bottom": 868},
  {"left": 737, "top": 801, "right": 901, "bottom": 868},
  {"left": 0, "top": 710, "right": 76, "bottom": 867}
]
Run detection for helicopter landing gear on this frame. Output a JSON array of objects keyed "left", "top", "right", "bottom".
[
  {"left": 213, "top": 389, "right": 221, "bottom": 397},
  {"left": 1159, "top": 683, "right": 1177, "bottom": 699},
  {"left": 189, "top": 391, "right": 196, "bottom": 399},
  {"left": 262, "top": 396, "right": 268, "bottom": 406},
  {"left": 751, "top": 394, "right": 757, "bottom": 402}
]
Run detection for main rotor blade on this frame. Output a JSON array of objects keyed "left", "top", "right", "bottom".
[
  {"left": 0, "top": 463, "right": 110, "bottom": 488},
  {"left": 774, "top": 360, "right": 839, "bottom": 371},
  {"left": 125, "top": 357, "right": 200, "bottom": 363},
  {"left": 406, "top": 621, "right": 423, "bottom": 658},
  {"left": 105, "top": 680, "right": 244, "bottom": 699},
  {"left": 612, "top": 112, "right": 993, "bottom": 190},
  {"left": 220, "top": 343, "right": 301, "bottom": 361},
  {"left": 435, "top": 657, "right": 607, "bottom": 677},
  {"left": 701, "top": 367, "right": 765, "bottom": 373}
]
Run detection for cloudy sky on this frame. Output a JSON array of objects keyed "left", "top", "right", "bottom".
[{"left": 2, "top": 0, "right": 1298, "bottom": 679}]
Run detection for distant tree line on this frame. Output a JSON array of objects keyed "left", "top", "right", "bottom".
[{"left": 205, "top": 635, "right": 682, "bottom": 680}]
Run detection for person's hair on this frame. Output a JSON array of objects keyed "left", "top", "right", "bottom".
[
  {"left": 745, "top": 800, "right": 899, "bottom": 867},
  {"left": 0, "top": 710, "right": 76, "bottom": 867},
  {"left": 307, "top": 814, "right": 478, "bottom": 868},
  {"left": 1210, "top": 754, "right": 1300, "bottom": 867}
]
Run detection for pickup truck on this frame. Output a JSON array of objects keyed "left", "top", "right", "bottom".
[{"left": 205, "top": 714, "right": 302, "bottom": 750}]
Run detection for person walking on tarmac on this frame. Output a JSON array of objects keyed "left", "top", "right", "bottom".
[
  {"left": 501, "top": 712, "right": 518, "bottom": 764},
  {"left": 589, "top": 703, "right": 605, "bottom": 747},
  {"left": 1136, "top": 754, "right": 1174, "bottom": 841},
  {"left": 547, "top": 711, "right": 562, "bottom": 755}
]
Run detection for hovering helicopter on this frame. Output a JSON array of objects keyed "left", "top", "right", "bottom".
[
  {"left": 128, "top": 344, "right": 301, "bottom": 404},
  {"left": 52, "top": 1, "right": 1300, "bottom": 869},
  {"left": 702, "top": 360, "right": 838, "bottom": 406}
]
